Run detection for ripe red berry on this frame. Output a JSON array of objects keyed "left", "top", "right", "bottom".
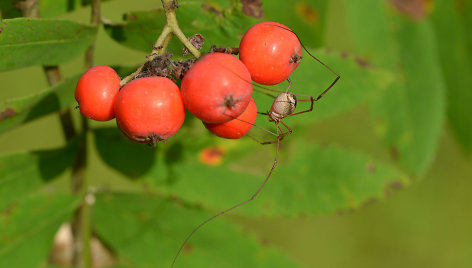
[
  {"left": 203, "top": 98, "right": 257, "bottom": 139},
  {"left": 181, "top": 52, "right": 253, "bottom": 123},
  {"left": 239, "top": 22, "right": 302, "bottom": 85},
  {"left": 75, "top": 65, "right": 121, "bottom": 121},
  {"left": 114, "top": 77, "right": 185, "bottom": 144}
]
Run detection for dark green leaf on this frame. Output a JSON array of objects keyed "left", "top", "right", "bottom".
[
  {"left": 0, "top": 194, "right": 79, "bottom": 268},
  {"left": 0, "top": 18, "right": 97, "bottom": 71},
  {"left": 0, "top": 73, "right": 80, "bottom": 134},
  {"left": 94, "top": 127, "right": 158, "bottom": 179},
  {"left": 0, "top": 2, "right": 22, "bottom": 19},
  {"left": 93, "top": 193, "right": 300, "bottom": 267},
  {"left": 431, "top": 0, "right": 472, "bottom": 153},
  {"left": 103, "top": 1, "right": 258, "bottom": 54},
  {"left": 343, "top": 0, "right": 446, "bottom": 175},
  {"left": 0, "top": 140, "right": 79, "bottom": 211}
]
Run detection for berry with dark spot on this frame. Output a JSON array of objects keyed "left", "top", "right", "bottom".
[
  {"left": 181, "top": 52, "right": 253, "bottom": 123},
  {"left": 239, "top": 22, "right": 301, "bottom": 85},
  {"left": 203, "top": 98, "right": 257, "bottom": 139}
]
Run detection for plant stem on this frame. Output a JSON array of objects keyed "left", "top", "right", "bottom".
[
  {"left": 18, "top": 1, "right": 89, "bottom": 266},
  {"left": 120, "top": 0, "right": 201, "bottom": 86},
  {"left": 71, "top": 1, "right": 102, "bottom": 267},
  {"left": 70, "top": 119, "right": 89, "bottom": 268},
  {"left": 84, "top": 0, "right": 101, "bottom": 68},
  {"left": 120, "top": 25, "right": 173, "bottom": 86},
  {"left": 162, "top": 0, "right": 201, "bottom": 58},
  {"left": 43, "top": 66, "right": 78, "bottom": 140},
  {"left": 16, "top": 0, "right": 39, "bottom": 18}
]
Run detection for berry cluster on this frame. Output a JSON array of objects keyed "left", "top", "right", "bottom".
[{"left": 74, "top": 22, "right": 301, "bottom": 144}]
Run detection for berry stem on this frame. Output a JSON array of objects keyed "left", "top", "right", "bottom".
[
  {"left": 120, "top": 0, "right": 201, "bottom": 86},
  {"left": 162, "top": 0, "right": 201, "bottom": 58},
  {"left": 120, "top": 25, "right": 173, "bottom": 86}
]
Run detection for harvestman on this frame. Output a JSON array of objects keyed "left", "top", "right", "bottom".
[{"left": 171, "top": 26, "right": 340, "bottom": 267}]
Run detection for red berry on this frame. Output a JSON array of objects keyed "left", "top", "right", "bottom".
[
  {"left": 203, "top": 98, "right": 257, "bottom": 139},
  {"left": 114, "top": 77, "right": 185, "bottom": 143},
  {"left": 181, "top": 52, "right": 253, "bottom": 123},
  {"left": 75, "top": 65, "right": 121, "bottom": 121},
  {"left": 239, "top": 22, "right": 301, "bottom": 85}
]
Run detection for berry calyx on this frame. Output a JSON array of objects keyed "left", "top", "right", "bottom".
[
  {"left": 75, "top": 65, "right": 121, "bottom": 121},
  {"left": 181, "top": 52, "right": 253, "bottom": 123},
  {"left": 203, "top": 98, "right": 257, "bottom": 139},
  {"left": 239, "top": 22, "right": 302, "bottom": 85},
  {"left": 114, "top": 77, "right": 185, "bottom": 144}
]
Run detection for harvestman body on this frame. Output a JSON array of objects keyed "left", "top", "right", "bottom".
[{"left": 171, "top": 26, "right": 340, "bottom": 267}]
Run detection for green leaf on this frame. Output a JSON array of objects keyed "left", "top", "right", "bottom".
[
  {"left": 263, "top": 0, "right": 329, "bottom": 47},
  {"left": 93, "top": 193, "right": 300, "bottom": 267},
  {"left": 0, "top": 140, "right": 79, "bottom": 211},
  {"left": 0, "top": 194, "right": 79, "bottom": 268},
  {"left": 0, "top": 18, "right": 97, "bottom": 71},
  {"left": 343, "top": 0, "right": 446, "bottom": 175},
  {"left": 0, "top": 2, "right": 22, "bottom": 19},
  {"left": 94, "top": 127, "right": 158, "bottom": 179},
  {"left": 103, "top": 1, "right": 258, "bottom": 54},
  {"left": 38, "top": 0, "right": 83, "bottom": 18},
  {"left": 0, "top": 73, "right": 80, "bottom": 134},
  {"left": 143, "top": 136, "right": 407, "bottom": 217},
  {"left": 431, "top": 0, "right": 472, "bottom": 153}
]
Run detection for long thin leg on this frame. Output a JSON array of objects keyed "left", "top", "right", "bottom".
[
  {"left": 253, "top": 83, "right": 312, "bottom": 99},
  {"left": 223, "top": 111, "right": 279, "bottom": 139},
  {"left": 248, "top": 121, "right": 289, "bottom": 145},
  {"left": 285, "top": 78, "right": 292, "bottom": 93},
  {"left": 263, "top": 23, "right": 341, "bottom": 101},
  {"left": 171, "top": 132, "right": 281, "bottom": 268},
  {"left": 222, "top": 111, "right": 290, "bottom": 145},
  {"left": 279, "top": 120, "right": 293, "bottom": 135},
  {"left": 283, "top": 96, "right": 314, "bottom": 118}
]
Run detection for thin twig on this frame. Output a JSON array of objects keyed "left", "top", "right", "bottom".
[
  {"left": 71, "top": 0, "right": 102, "bottom": 267},
  {"left": 84, "top": 0, "right": 101, "bottom": 68},
  {"left": 18, "top": 1, "right": 87, "bottom": 267},
  {"left": 120, "top": 25, "right": 173, "bottom": 86}
]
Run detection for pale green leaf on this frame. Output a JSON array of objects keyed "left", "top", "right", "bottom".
[
  {"left": 39, "top": 0, "right": 112, "bottom": 18},
  {"left": 93, "top": 193, "right": 300, "bottom": 268},
  {"left": 141, "top": 136, "right": 407, "bottom": 217},
  {"left": 0, "top": 18, "right": 97, "bottom": 71},
  {"left": 343, "top": 0, "right": 446, "bottom": 175},
  {"left": 0, "top": 74, "right": 80, "bottom": 134},
  {"left": 263, "top": 0, "right": 329, "bottom": 47},
  {"left": 0, "top": 0, "right": 112, "bottom": 19},
  {"left": 251, "top": 49, "right": 393, "bottom": 133},
  {"left": 0, "top": 141, "right": 79, "bottom": 211},
  {"left": 0, "top": 194, "right": 79, "bottom": 268}
]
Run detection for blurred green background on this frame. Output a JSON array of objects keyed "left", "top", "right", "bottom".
[{"left": 1, "top": 0, "right": 471, "bottom": 267}]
